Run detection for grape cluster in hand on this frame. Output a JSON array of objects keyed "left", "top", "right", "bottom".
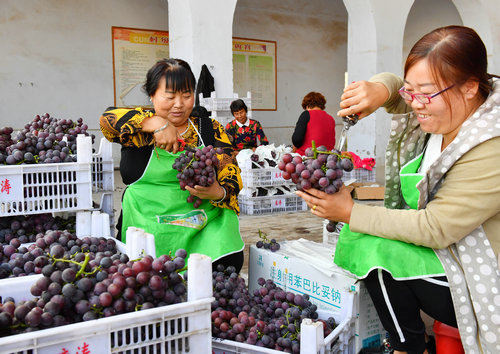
[
  {"left": 0, "top": 113, "right": 94, "bottom": 165},
  {"left": 0, "top": 246, "right": 188, "bottom": 336},
  {"left": 211, "top": 265, "right": 337, "bottom": 352},
  {"left": 278, "top": 143, "right": 354, "bottom": 231},
  {"left": 172, "top": 145, "right": 222, "bottom": 208},
  {"left": 255, "top": 230, "right": 280, "bottom": 252}
]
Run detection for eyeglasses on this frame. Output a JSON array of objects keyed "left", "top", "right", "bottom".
[{"left": 398, "top": 84, "right": 455, "bottom": 104}]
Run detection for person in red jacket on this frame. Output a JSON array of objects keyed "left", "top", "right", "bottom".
[{"left": 292, "top": 92, "right": 336, "bottom": 155}]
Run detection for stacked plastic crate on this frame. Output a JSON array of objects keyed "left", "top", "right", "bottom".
[
  {"left": 0, "top": 135, "right": 94, "bottom": 218},
  {"left": 342, "top": 167, "right": 376, "bottom": 183},
  {"left": 199, "top": 91, "right": 252, "bottom": 128},
  {"left": 89, "top": 136, "right": 115, "bottom": 237},
  {"left": 237, "top": 154, "right": 308, "bottom": 215}
]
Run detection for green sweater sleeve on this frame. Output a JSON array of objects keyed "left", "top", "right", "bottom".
[{"left": 349, "top": 137, "right": 500, "bottom": 255}]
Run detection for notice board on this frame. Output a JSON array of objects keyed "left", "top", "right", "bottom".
[
  {"left": 112, "top": 27, "right": 169, "bottom": 107},
  {"left": 112, "top": 27, "right": 277, "bottom": 110},
  {"left": 232, "top": 37, "right": 277, "bottom": 110}
]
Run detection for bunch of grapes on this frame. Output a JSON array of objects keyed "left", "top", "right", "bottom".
[
  {"left": 0, "top": 229, "right": 115, "bottom": 279},
  {"left": 278, "top": 143, "right": 354, "bottom": 232},
  {"left": 0, "top": 214, "right": 73, "bottom": 246},
  {"left": 211, "top": 265, "right": 337, "bottom": 352},
  {"left": 255, "top": 230, "right": 281, "bottom": 252},
  {"left": 0, "top": 248, "right": 188, "bottom": 336},
  {"left": 0, "top": 113, "right": 94, "bottom": 165},
  {"left": 172, "top": 145, "right": 222, "bottom": 208}
]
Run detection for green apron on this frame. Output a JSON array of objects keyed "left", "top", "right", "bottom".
[
  {"left": 121, "top": 147, "right": 244, "bottom": 261},
  {"left": 334, "top": 152, "right": 445, "bottom": 279}
]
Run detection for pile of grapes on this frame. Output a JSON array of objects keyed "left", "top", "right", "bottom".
[
  {"left": 211, "top": 265, "right": 337, "bottom": 352},
  {"left": 0, "top": 229, "right": 116, "bottom": 279},
  {"left": 0, "top": 246, "right": 188, "bottom": 336},
  {"left": 172, "top": 145, "right": 222, "bottom": 208},
  {"left": 278, "top": 143, "right": 354, "bottom": 232},
  {"left": 0, "top": 214, "right": 74, "bottom": 246},
  {"left": 0, "top": 113, "right": 94, "bottom": 165},
  {"left": 255, "top": 230, "right": 281, "bottom": 252}
]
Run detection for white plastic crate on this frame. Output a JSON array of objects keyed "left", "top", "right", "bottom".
[
  {"left": 0, "top": 135, "right": 93, "bottom": 217},
  {"left": 342, "top": 167, "right": 376, "bottom": 183},
  {"left": 212, "top": 298, "right": 356, "bottom": 354},
  {"left": 0, "top": 254, "right": 214, "bottom": 354},
  {"left": 0, "top": 297, "right": 212, "bottom": 354},
  {"left": 238, "top": 194, "right": 307, "bottom": 215},
  {"left": 249, "top": 242, "right": 387, "bottom": 352},
  {"left": 241, "top": 167, "right": 294, "bottom": 188},
  {"left": 199, "top": 94, "right": 252, "bottom": 112},
  {"left": 91, "top": 137, "right": 114, "bottom": 192},
  {"left": 0, "top": 274, "right": 43, "bottom": 303}
]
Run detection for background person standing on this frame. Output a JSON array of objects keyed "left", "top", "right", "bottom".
[{"left": 292, "top": 91, "right": 336, "bottom": 155}]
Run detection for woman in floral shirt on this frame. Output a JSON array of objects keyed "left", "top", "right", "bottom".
[
  {"left": 225, "top": 99, "right": 269, "bottom": 151},
  {"left": 100, "top": 58, "right": 244, "bottom": 272}
]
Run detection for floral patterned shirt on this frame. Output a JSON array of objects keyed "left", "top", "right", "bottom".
[
  {"left": 225, "top": 119, "right": 269, "bottom": 151},
  {"left": 100, "top": 107, "right": 242, "bottom": 213}
]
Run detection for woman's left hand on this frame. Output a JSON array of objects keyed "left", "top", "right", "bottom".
[
  {"left": 296, "top": 186, "right": 354, "bottom": 224},
  {"left": 186, "top": 181, "right": 225, "bottom": 201}
]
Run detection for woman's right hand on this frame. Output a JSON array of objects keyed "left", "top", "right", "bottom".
[
  {"left": 153, "top": 120, "right": 181, "bottom": 153},
  {"left": 145, "top": 115, "right": 181, "bottom": 153},
  {"left": 337, "top": 81, "right": 389, "bottom": 120}
]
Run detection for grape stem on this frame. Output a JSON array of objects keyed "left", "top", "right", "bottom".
[
  {"left": 308, "top": 140, "right": 352, "bottom": 161},
  {"left": 48, "top": 252, "right": 101, "bottom": 278},
  {"left": 75, "top": 253, "right": 89, "bottom": 278},
  {"left": 257, "top": 229, "right": 269, "bottom": 242}
]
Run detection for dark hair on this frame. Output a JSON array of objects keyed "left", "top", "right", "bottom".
[
  {"left": 301, "top": 92, "right": 326, "bottom": 110},
  {"left": 405, "top": 25, "right": 498, "bottom": 102},
  {"left": 142, "top": 58, "right": 196, "bottom": 97},
  {"left": 230, "top": 99, "right": 248, "bottom": 114}
]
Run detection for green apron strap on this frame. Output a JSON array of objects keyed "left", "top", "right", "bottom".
[{"left": 399, "top": 153, "right": 424, "bottom": 210}]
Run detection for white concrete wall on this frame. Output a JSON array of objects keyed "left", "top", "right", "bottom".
[
  {"left": 233, "top": 0, "right": 348, "bottom": 147},
  {"left": 0, "top": 0, "right": 169, "bottom": 156}
]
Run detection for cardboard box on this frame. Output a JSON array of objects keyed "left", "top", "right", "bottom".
[
  {"left": 248, "top": 240, "right": 387, "bottom": 351},
  {"left": 351, "top": 182, "right": 385, "bottom": 200}
]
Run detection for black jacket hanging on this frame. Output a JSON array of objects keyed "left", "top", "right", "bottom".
[{"left": 195, "top": 64, "right": 215, "bottom": 106}]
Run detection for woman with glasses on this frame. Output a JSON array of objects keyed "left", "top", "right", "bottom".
[{"left": 297, "top": 25, "right": 499, "bottom": 353}]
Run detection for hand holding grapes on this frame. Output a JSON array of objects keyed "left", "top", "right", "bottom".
[
  {"left": 185, "top": 180, "right": 225, "bottom": 202},
  {"left": 173, "top": 145, "right": 223, "bottom": 208},
  {"left": 296, "top": 186, "right": 354, "bottom": 224}
]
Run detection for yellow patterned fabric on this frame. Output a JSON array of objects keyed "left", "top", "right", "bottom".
[{"left": 100, "top": 107, "right": 242, "bottom": 214}]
